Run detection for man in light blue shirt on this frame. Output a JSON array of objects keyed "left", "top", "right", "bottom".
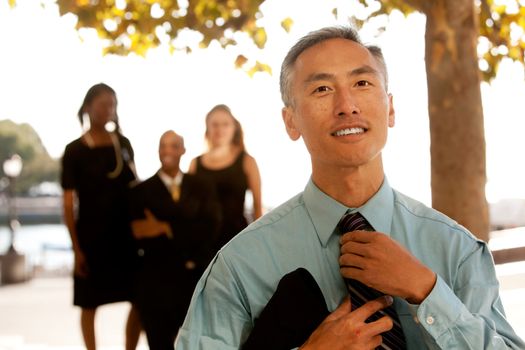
[{"left": 176, "top": 26, "right": 525, "bottom": 349}]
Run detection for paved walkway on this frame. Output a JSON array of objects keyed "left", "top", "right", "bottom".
[
  {"left": 0, "top": 277, "right": 148, "bottom": 350},
  {"left": 1, "top": 261, "right": 525, "bottom": 350}
]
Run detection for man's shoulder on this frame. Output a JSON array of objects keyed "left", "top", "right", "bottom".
[
  {"left": 246, "top": 192, "right": 305, "bottom": 230},
  {"left": 131, "top": 174, "right": 162, "bottom": 192},
  {"left": 222, "top": 192, "right": 307, "bottom": 247},
  {"left": 392, "top": 189, "right": 478, "bottom": 240}
]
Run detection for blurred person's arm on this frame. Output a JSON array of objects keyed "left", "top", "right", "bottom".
[
  {"left": 131, "top": 209, "right": 172, "bottom": 239},
  {"left": 188, "top": 158, "right": 198, "bottom": 174},
  {"left": 129, "top": 183, "right": 172, "bottom": 239},
  {"left": 244, "top": 154, "right": 262, "bottom": 220},
  {"left": 63, "top": 189, "right": 88, "bottom": 277}
]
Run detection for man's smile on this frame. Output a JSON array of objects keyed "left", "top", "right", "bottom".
[{"left": 331, "top": 127, "right": 366, "bottom": 137}]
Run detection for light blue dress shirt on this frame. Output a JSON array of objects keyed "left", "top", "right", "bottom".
[{"left": 176, "top": 178, "right": 525, "bottom": 349}]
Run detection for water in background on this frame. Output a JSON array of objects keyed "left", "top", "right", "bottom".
[{"left": 0, "top": 224, "right": 73, "bottom": 275}]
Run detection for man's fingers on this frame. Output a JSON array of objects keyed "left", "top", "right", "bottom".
[
  {"left": 325, "top": 296, "right": 352, "bottom": 322},
  {"left": 364, "top": 315, "right": 394, "bottom": 337},
  {"left": 340, "top": 240, "right": 368, "bottom": 256},
  {"left": 368, "top": 335, "right": 384, "bottom": 349},
  {"left": 340, "top": 230, "right": 376, "bottom": 244},
  {"left": 353, "top": 296, "right": 393, "bottom": 322},
  {"left": 339, "top": 252, "right": 367, "bottom": 269}
]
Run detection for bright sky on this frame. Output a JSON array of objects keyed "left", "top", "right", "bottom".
[{"left": 1, "top": 0, "right": 524, "bottom": 209}]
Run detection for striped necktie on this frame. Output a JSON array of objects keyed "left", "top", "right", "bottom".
[{"left": 338, "top": 211, "right": 407, "bottom": 349}]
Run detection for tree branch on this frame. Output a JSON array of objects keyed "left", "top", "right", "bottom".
[{"left": 400, "top": 0, "right": 429, "bottom": 14}]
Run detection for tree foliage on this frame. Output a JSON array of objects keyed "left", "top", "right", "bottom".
[
  {"left": 7, "top": 0, "right": 524, "bottom": 79},
  {"left": 27, "top": 0, "right": 270, "bottom": 74},
  {"left": 352, "top": 0, "right": 525, "bottom": 81},
  {"left": 0, "top": 120, "right": 59, "bottom": 194}
]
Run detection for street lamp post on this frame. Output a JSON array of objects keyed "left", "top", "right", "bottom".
[{"left": 1, "top": 154, "right": 26, "bottom": 284}]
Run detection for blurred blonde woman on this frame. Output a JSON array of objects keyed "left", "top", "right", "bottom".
[{"left": 189, "top": 104, "right": 262, "bottom": 251}]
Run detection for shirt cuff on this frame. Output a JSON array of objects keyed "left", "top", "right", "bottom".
[{"left": 407, "top": 274, "right": 466, "bottom": 339}]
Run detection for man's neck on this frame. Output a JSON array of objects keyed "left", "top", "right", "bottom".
[
  {"left": 311, "top": 159, "right": 385, "bottom": 208},
  {"left": 161, "top": 166, "right": 181, "bottom": 178}
]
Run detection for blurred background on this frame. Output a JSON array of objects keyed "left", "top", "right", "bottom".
[{"left": 1, "top": 0, "right": 525, "bottom": 348}]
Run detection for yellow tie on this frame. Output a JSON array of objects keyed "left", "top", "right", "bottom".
[{"left": 171, "top": 182, "right": 180, "bottom": 202}]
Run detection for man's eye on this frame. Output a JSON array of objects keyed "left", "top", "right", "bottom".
[
  {"left": 356, "top": 80, "right": 371, "bottom": 87},
  {"left": 313, "top": 86, "right": 331, "bottom": 93}
]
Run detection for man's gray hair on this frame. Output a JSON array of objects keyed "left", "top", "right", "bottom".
[{"left": 279, "top": 26, "right": 389, "bottom": 107}]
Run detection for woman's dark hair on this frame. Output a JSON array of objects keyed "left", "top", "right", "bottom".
[
  {"left": 205, "top": 104, "right": 245, "bottom": 151},
  {"left": 77, "top": 83, "right": 121, "bottom": 132}
]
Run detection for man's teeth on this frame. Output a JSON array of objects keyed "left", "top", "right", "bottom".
[{"left": 334, "top": 128, "right": 364, "bottom": 136}]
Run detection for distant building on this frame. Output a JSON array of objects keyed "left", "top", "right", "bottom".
[{"left": 490, "top": 199, "right": 525, "bottom": 231}]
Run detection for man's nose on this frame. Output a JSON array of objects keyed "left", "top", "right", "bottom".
[{"left": 334, "top": 88, "right": 360, "bottom": 118}]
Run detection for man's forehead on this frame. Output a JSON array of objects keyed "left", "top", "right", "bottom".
[
  {"left": 292, "top": 38, "right": 385, "bottom": 86},
  {"left": 161, "top": 131, "right": 183, "bottom": 144}
]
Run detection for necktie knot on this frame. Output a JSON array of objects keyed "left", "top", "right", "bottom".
[{"left": 338, "top": 211, "right": 373, "bottom": 233}]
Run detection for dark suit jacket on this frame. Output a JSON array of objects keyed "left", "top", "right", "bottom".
[
  {"left": 129, "top": 172, "right": 220, "bottom": 308},
  {"left": 242, "top": 268, "right": 330, "bottom": 350}
]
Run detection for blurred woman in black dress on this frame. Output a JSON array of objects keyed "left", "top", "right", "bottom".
[
  {"left": 61, "top": 83, "right": 141, "bottom": 350},
  {"left": 189, "top": 104, "right": 262, "bottom": 252}
]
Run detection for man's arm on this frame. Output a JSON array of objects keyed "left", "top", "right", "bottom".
[
  {"left": 175, "top": 252, "right": 253, "bottom": 350},
  {"left": 408, "top": 242, "right": 525, "bottom": 349},
  {"left": 340, "top": 232, "right": 525, "bottom": 349}
]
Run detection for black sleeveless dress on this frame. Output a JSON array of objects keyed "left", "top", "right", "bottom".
[
  {"left": 196, "top": 151, "right": 248, "bottom": 251},
  {"left": 61, "top": 135, "right": 137, "bottom": 308}
]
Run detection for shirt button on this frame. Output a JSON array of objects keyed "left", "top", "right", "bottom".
[
  {"left": 413, "top": 316, "right": 419, "bottom": 324},
  {"left": 138, "top": 249, "right": 145, "bottom": 257},
  {"left": 426, "top": 316, "right": 435, "bottom": 325}
]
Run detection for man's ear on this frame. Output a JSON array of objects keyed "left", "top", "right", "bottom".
[
  {"left": 387, "top": 93, "right": 395, "bottom": 128},
  {"left": 282, "top": 107, "right": 301, "bottom": 141}
]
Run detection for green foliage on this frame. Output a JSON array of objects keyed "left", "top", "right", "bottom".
[
  {"left": 0, "top": 120, "right": 59, "bottom": 194},
  {"left": 354, "top": 0, "right": 525, "bottom": 81}
]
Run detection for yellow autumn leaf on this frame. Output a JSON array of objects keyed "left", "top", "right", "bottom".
[
  {"left": 247, "top": 61, "right": 272, "bottom": 77},
  {"left": 253, "top": 27, "right": 267, "bottom": 49},
  {"left": 234, "top": 54, "right": 248, "bottom": 68},
  {"left": 280, "top": 17, "right": 293, "bottom": 33}
]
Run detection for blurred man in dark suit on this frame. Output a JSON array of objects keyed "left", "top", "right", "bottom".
[{"left": 129, "top": 130, "right": 220, "bottom": 350}]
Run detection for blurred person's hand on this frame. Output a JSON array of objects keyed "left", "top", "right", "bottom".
[
  {"left": 74, "top": 250, "right": 89, "bottom": 278},
  {"left": 131, "top": 209, "right": 173, "bottom": 239}
]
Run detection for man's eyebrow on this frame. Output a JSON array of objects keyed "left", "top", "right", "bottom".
[
  {"left": 303, "top": 72, "right": 335, "bottom": 85},
  {"left": 303, "top": 65, "right": 380, "bottom": 85},
  {"left": 348, "top": 65, "right": 380, "bottom": 78}
]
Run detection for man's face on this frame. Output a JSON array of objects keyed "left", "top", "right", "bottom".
[
  {"left": 282, "top": 38, "right": 395, "bottom": 171},
  {"left": 159, "top": 132, "right": 185, "bottom": 172}
]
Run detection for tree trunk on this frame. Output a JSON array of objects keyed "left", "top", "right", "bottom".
[{"left": 424, "top": 0, "right": 489, "bottom": 241}]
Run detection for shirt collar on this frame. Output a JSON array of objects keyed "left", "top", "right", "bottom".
[
  {"left": 303, "top": 177, "right": 394, "bottom": 247},
  {"left": 158, "top": 169, "right": 183, "bottom": 189}
]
